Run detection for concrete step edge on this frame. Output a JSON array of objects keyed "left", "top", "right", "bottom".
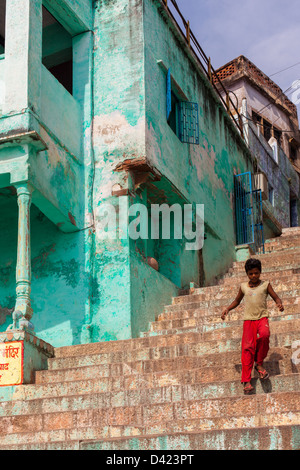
[
  {"left": 33, "top": 345, "right": 296, "bottom": 385},
  {"left": 0, "top": 408, "right": 299, "bottom": 446},
  {"left": 1, "top": 370, "right": 298, "bottom": 408},
  {"left": 46, "top": 331, "right": 299, "bottom": 371},
  {"left": 1, "top": 423, "right": 300, "bottom": 450}
]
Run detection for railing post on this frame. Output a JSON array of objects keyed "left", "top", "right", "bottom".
[
  {"left": 186, "top": 20, "right": 190, "bottom": 46},
  {"left": 226, "top": 92, "right": 230, "bottom": 111},
  {"left": 208, "top": 57, "right": 212, "bottom": 83}
]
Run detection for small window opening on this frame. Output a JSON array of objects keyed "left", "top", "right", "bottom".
[
  {"left": 268, "top": 185, "right": 274, "bottom": 206},
  {"left": 290, "top": 198, "right": 298, "bottom": 227},
  {"left": 0, "top": 0, "right": 6, "bottom": 55},
  {"left": 290, "top": 142, "right": 298, "bottom": 161},
  {"left": 168, "top": 91, "right": 179, "bottom": 135},
  {"left": 42, "top": 5, "right": 73, "bottom": 95},
  {"left": 166, "top": 69, "right": 199, "bottom": 145},
  {"left": 274, "top": 127, "right": 282, "bottom": 146},
  {"left": 252, "top": 111, "right": 282, "bottom": 148}
]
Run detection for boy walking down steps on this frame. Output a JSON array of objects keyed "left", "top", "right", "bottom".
[{"left": 221, "top": 258, "right": 284, "bottom": 394}]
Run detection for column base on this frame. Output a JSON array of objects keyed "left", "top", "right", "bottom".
[{"left": 0, "top": 330, "right": 54, "bottom": 386}]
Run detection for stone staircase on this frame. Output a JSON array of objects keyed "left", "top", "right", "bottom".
[{"left": 0, "top": 227, "right": 299, "bottom": 450}]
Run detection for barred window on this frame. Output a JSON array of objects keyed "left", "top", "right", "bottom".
[
  {"left": 166, "top": 68, "right": 199, "bottom": 145},
  {"left": 178, "top": 101, "right": 199, "bottom": 145}
]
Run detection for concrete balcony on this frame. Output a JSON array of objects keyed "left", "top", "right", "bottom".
[
  {"left": 0, "top": 0, "right": 90, "bottom": 233},
  {"left": 0, "top": 0, "right": 93, "bottom": 333}
]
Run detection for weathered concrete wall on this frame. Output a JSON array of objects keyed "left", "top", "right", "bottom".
[
  {"left": 90, "top": 0, "right": 146, "bottom": 341},
  {"left": 0, "top": 0, "right": 255, "bottom": 347},
  {"left": 0, "top": 0, "right": 89, "bottom": 347},
  {"left": 0, "top": 193, "right": 88, "bottom": 346},
  {"left": 144, "top": 0, "right": 253, "bottom": 286},
  {"left": 86, "top": 0, "right": 254, "bottom": 341}
]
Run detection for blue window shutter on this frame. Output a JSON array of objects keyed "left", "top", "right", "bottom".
[
  {"left": 166, "top": 68, "right": 172, "bottom": 120},
  {"left": 178, "top": 101, "right": 199, "bottom": 145}
]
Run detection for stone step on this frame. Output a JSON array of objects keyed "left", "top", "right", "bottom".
[
  {"left": 1, "top": 424, "right": 299, "bottom": 450},
  {"left": 221, "top": 267, "right": 300, "bottom": 281},
  {"left": 145, "top": 312, "right": 300, "bottom": 337},
  {"left": 43, "top": 329, "right": 298, "bottom": 372},
  {"left": 177, "top": 276, "right": 300, "bottom": 302},
  {"left": 281, "top": 227, "right": 300, "bottom": 236},
  {"left": 0, "top": 378, "right": 299, "bottom": 433},
  {"left": 32, "top": 345, "right": 296, "bottom": 388},
  {"left": 233, "top": 248, "right": 300, "bottom": 266},
  {"left": 1, "top": 231, "right": 298, "bottom": 451},
  {"left": 157, "top": 310, "right": 300, "bottom": 333},
  {"left": 164, "top": 294, "right": 300, "bottom": 313},
  {"left": 229, "top": 256, "right": 300, "bottom": 273},
  {"left": 0, "top": 391, "right": 299, "bottom": 447},
  {"left": 264, "top": 238, "right": 300, "bottom": 253},
  {"left": 1, "top": 362, "right": 298, "bottom": 411},
  {"left": 173, "top": 284, "right": 300, "bottom": 305},
  {"left": 159, "top": 303, "right": 299, "bottom": 324},
  {"left": 76, "top": 424, "right": 300, "bottom": 451}
]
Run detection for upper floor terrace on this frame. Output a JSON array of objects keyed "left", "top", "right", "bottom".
[{"left": 0, "top": 0, "right": 93, "bottom": 232}]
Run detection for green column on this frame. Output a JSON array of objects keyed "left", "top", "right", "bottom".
[{"left": 8, "top": 183, "right": 34, "bottom": 332}]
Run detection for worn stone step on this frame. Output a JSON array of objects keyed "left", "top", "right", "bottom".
[
  {"left": 221, "top": 265, "right": 300, "bottom": 279},
  {"left": 145, "top": 312, "right": 300, "bottom": 337},
  {"left": 32, "top": 345, "right": 296, "bottom": 389},
  {"left": 281, "top": 227, "right": 300, "bottom": 236},
  {"left": 177, "top": 275, "right": 300, "bottom": 301},
  {"left": 0, "top": 441, "right": 80, "bottom": 450},
  {"left": 1, "top": 365, "right": 298, "bottom": 413},
  {"left": 0, "top": 353, "right": 299, "bottom": 408},
  {"left": 164, "top": 294, "right": 300, "bottom": 313},
  {"left": 264, "top": 238, "right": 300, "bottom": 253},
  {"left": 1, "top": 424, "right": 299, "bottom": 450},
  {"left": 232, "top": 248, "right": 300, "bottom": 265},
  {"left": 173, "top": 284, "right": 300, "bottom": 305},
  {"left": 149, "top": 313, "right": 300, "bottom": 335},
  {"left": 222, "top": 266, "right": 300, "bottom": 280},
  {"left": 159, "top": 302, "right": 300, "bottom": 323},
  {"left": 0, "top": 344, "right": 299, "bottom": 410},
  {"left": 0, "top": 391, "right": 299, "bottom": 446},
  {"left": 77, "top": 424, "right": 300, "bottom": 450},
  {"left": 1, "top": 388, "right": 300, "bottom": 429},
  {"left": 228, "top": 259, "right": 300, "bottom": 274},
  {"left": 157, "top": 311, "right": 300, "bottom": 335},
  {"left": 43, "top": 329, "right": 298, "bottom": 372}
]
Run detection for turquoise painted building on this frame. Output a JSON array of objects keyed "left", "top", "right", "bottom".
[{"left": 0, "top": 0, "right": 277, "bottom": 347}]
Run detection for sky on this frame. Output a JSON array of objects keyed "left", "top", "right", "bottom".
[{"left": 174, "top": 0, "right": 300, "bottom": 118}]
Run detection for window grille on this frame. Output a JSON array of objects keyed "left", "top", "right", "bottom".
[
  {"left": 178, "top": 101, "right": 199, "bottom": 145},
  {"left": 166, "top": 68, "right": 199, "bottom": 145}
]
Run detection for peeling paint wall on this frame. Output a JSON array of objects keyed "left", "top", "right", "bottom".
[
  {"left": 143, "top": 0, "right": 253, "bottom": 286},
  {"left": 0, "top": 0, "right": 254, "bottom": 346}
]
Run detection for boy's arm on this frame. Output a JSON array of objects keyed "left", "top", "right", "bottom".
[
  {"left": 221, "top": 288, "right": 244, "bottom": 320},
  {"left": 267, "top": 283, "right": 284, "bottom": 311}
]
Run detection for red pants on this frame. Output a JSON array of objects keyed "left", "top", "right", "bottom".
[{"left": 241, "top": 317, "right": 270, "bottom": 383}]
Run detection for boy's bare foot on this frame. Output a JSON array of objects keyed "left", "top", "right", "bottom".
[
  {"left": 243, "top": 382, "right": 254, "bottom": 393},
  {"left": 255, "top": 364, "right": 269, "bottom": 379}
]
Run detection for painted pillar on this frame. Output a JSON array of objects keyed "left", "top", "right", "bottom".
[
  {"left": 3, "top": 0, "right": 42, "bottom": 115},
  {"left": 12, "top": 183, "right": 34, "bottom": 331},
  {"left": 73, "top": 31, "right": 95, "bottom": 343}
]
